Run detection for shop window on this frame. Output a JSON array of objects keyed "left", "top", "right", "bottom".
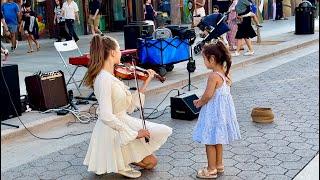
[
  {"left": 32, "top": 0, "right": 47, "bottom": 36},
  {"left": 113, "top": 0, "right": 126, "bottom": 21}
]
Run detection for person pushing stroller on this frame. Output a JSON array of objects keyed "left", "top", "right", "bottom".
[{"left": 194, "top": 6, "right": 230, "bottom": 54}]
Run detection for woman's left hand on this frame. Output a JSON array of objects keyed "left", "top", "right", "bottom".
[
  {"left": 145, "top": 69, "right": 156, "bottom": 84},
  {"left": 139, "top": 69, "right": 155, "bottom": 93}
]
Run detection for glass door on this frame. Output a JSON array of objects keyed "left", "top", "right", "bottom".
[{"left": 111, "top": 0, "right": 127, "bottom": 31}]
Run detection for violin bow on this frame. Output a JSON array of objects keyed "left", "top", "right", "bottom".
[{"left": 131, "top": 60, "right": 149, "bottom": 143}]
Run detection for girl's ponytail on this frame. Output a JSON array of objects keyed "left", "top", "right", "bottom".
[
  {"left": 215, "top": 41, "right": 232, "bottom": 78},
  {"left": 85, "top": 35, "right": 119, "bottom": 88}
]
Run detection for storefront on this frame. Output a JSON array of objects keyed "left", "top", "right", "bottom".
[
  {"left": 97, "top": 0, "right": 144, "bottom": 32},
  {"left": 3, "top": 0, "right": 87, "bottom": 38}
]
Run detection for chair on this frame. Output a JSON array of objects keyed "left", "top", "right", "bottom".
[{"left": 54, "top": 40, "right": 82, "bottom": 95}]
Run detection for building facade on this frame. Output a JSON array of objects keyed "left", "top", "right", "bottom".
[{"left": 1, "top": 0, "right": 306, "bottom": 38}]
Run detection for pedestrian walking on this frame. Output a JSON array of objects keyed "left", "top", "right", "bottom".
[
  {"left": 232, "top": 5, "right": 256, "bottom": 56},
  {"left": 83, "top": 35, "right": 172, "bottom": 178},
  {"left": 227, "top": 0, "right": 239, "bottom": 51},
  {"left": 235, "top": 0, "right": 262, "bottom": 27},
  {"left": 62, "top": 0, "right": 80, "bottom": 42},
  {"left": 1, "top": 10, "right": 10, "bottom": 61},
  {"left": 1, "top": 0, "right": 20, "bottom": 52},
  {"left": 88, "top": 0, "right": 102, "bottom": 35},
  {"left": 275, "top": 0, "right": 284, "bottom": 20},
  {"left": 143, "top": 0, "right": 157, "bottom": 28},
  {"left": 193, "top": 0, "right": 206, "bottom": 27},
  {"left": 54, "top": 0, "right": 72, "bottom": 42},
  {"left": 192, "top": 41, "right": 241, "bottom": 179},
  {"left": 20, "top": 2, "right": 40, "bottom": 53}
]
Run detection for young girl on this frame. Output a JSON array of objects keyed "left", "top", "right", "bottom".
[
  {"left": 83, "top": 35, "right": 172, "bottom": 178},
  {"left": 192, "top": 40, "right": 241, "bottom": 179}
]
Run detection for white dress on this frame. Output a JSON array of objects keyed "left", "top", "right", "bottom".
[{"left": 83, "top": 70, "right": 172, "bottom": 175}]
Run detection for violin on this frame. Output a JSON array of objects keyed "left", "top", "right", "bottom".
[{"left": 114, "top": 63, "right": 166, "bottom": 83}]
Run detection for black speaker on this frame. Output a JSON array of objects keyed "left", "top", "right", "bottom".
[
  {"left": 25, "top": 71, "right": 69, "bottom": 111},
  {"left": 171, "top": 94, "right": 200, "bottom": 120},
  {"left": 124, "top": 23, "right": 154, "bottom": 49},
  {"left": 0, "top": 64, "right": 21, "bottom": 121}
]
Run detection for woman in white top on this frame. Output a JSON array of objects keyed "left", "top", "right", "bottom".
[{"left": 83, "top": 35, "right": 172, "bottom": 178}]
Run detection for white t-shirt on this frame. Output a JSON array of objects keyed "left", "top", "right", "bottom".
[{"left": 62, "top": 1, "right": 79, "bottom": 20}]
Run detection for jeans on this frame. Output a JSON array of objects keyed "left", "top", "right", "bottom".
[
  {"left": 57, "top": 21, "right": 72, "bottom": 41},
  {"left": 65, "top": 19, "right": 79, "bottom": 42}
]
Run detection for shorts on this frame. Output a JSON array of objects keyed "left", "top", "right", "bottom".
[
  {"left": 88, "top": 15, "right": 100, "bottom": 27},
  {"left": 7, "top": 24, "right": 18, "bottom": 33}
]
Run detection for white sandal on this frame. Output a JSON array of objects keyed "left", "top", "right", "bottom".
[
  {"left": 196, "top": 167, "right": 217, "bottom": 179},
  {"left": 118, "top": 169, "right": 141, "bottom": 178}
]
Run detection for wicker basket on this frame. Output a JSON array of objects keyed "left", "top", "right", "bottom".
[{"left": 251, "top": 107, "right": 274, "bottom": 123}]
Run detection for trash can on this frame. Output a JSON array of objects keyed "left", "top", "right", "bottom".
[
  {"left": 123, "top": 22, "right": 154, "bottom": 49},
  {"left": 295, "top": 1, "right": 316, "bottom": 34}
]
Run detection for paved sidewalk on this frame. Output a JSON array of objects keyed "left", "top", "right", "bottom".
[
  {"left": 1, "top": 51, "right": 318, "bottom": 180},
  {"left": 1, "top": 17, "right": 318, "bottom": 97}
]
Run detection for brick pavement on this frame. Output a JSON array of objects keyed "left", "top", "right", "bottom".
[{"left": 1, "top": 52, "right": 319, "bottom": 179}]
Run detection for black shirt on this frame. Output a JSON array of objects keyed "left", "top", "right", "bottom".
[
  {"left": 22, "top": 10, "right": 35, "bottom": 29},
  {"left": 89, "top": 0, "right": 101, "bottom": 15}
]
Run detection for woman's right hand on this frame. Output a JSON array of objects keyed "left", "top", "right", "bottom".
[{"left": 136, "top": 129, "right": 150, "bottom": 139}]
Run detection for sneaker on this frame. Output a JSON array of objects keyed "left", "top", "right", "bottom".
[
  {"left": 256, "top": 24, "right": 263, "bottom": 28},
  {"left": 231, "top": 51, "right": 241, "bottom": 57},
  {"left": 243, "top": 51, "right": 255, "bottom": 56},
  {"left": 118, "top": 169, "right": 141, "bottom": 178},
  {"left": 3, "top": 49, "right": 9, "bottom": 61}
]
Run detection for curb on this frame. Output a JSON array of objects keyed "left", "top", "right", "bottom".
[
  {"left": 1, "top": 105, "right": 90, "bottom": 143},
  {"left": 1, "top": 38, "right": 318, "bottom": 142},
  {"left": 145, "top": 38, "right": 319, "bottom": 96}
]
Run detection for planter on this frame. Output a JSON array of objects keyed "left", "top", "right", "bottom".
[{"left": 251, "top": 107, "right": 274, "bottom": 123}]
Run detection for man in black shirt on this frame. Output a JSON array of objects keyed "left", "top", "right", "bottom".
[{"left": 89, "top": 0, "right": 102, "bottom": 35}]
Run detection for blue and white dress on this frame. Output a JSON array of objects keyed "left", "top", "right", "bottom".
[{"left": 193, "top": 72, "right": 241, "bottom": 145}]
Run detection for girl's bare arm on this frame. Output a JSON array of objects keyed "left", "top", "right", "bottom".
[{"left": 197, "top": 73, "right": 218, "bottom": 106}]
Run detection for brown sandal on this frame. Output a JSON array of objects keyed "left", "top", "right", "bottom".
[
  {"left": 217, "top": 166, "right": 224, "bottom": 173},
  {"left": 196, "top": 167, "right": 217, "bottom": 179}
]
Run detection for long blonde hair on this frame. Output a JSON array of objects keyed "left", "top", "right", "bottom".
[{"left": 84, "top": 35, "right": 118, "bottom": 88}]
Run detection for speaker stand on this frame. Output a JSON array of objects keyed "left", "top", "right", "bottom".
[
  {"left": 1, "top": 122, "right": 19, "bottom": 128},
  {"left": 182, "top": 40, "right": 198, "bottom": 92},
  {"left": 182, "top": 68, "right": 198, "bottom": 91},
  {"left": 75, "top": 92, "right": 97, "bottom": 101}
]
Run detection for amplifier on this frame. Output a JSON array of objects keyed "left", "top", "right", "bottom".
[
  {"left": 25, "top": 70, "right": 69, "bottom": 111},
  {"left": 170, "top": 94, "right": 200, "bottom": 120}
]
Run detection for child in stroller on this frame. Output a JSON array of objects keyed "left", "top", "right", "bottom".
[{"left": 194, "top": 9, "right": 230, "bottom": 55}]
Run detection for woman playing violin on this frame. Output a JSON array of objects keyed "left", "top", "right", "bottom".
[{"left": 83, "top": 35, "right": 172, "bottom": 178}]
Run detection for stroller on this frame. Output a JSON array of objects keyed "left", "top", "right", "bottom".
[{"left": 194, "top": 12, "right": 230, "bottom": 55}]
